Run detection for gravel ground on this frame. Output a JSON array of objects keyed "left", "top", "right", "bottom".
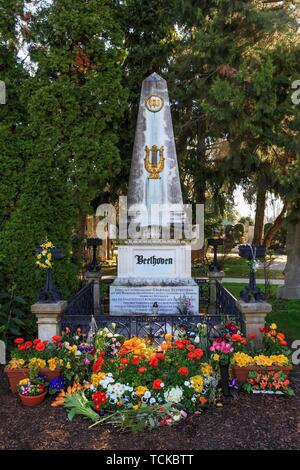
[{"left": 1, "top": 365, "right": 300, "bottom": 450}]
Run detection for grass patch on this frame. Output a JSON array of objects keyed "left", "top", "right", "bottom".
[{"left": 224, "top": 282, "right": 300, "bottom": 340}]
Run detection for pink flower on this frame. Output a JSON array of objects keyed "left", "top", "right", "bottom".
[{"left": 84, "top": 358, "right": 91, "bottom": 366}]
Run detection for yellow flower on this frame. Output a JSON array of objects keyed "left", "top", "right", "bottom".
[
  {"left": 19, "top": 378, "right": 29, "bottom": 385},
  {"left": 91, "top": 372, "right": 106, "bottom": 387},
  {"left": 66, "top": 361, "right": 71, "bottom": 369},
  {"left": 165, "top": 333, "right": 173, "bottom": 342},
  {"left": 200, "top": 363, "right": 213, "bottom": 377},
  {"left": 190, "top": 375, "right": 204, "bottom": 393},
  {"left": 213, "top": 354, "right": 220, "bottom": 362},
  {"left": 68, "top": 345, "right": 77, "bottom": 354},
  {"left": 233, "top": 352, "right": 253, "bottom": 367},
  {"left": 8, "top": 358, "right": 26, "bottom": 369},
  {"left": 133, "top": 404, "right": 141, "bottom": 410},
  {"left": 135, "top": 386, "right": 148, "bottom": 397},
  {"left": 270, "top": 323, "right": 277, "bottom": 330}
]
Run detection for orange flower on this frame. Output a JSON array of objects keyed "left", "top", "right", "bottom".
[
  {"left": 161, "top": 342, "right": 171, "bottom": 351},
  {"left": 277, "top": 333, "right": 285, "bottom": 341},
  {"left": 199, "top": 396, "right": 207, "bottom": 405},
  {"left": 52, "top": 335, "right": 61, "bottom": 342}
]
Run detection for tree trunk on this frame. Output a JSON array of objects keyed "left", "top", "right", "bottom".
[
  {"left": 263, "top": 204, "right": 286, "bottom": 248},
  {"left": 253, "top": 186, "right": 266, "bottom": 244},
  {"left": 278, "top": 221, "right": 300, "bottom": 299}
]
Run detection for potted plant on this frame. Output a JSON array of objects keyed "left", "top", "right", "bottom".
[
  {"left": 5, "top": 357, "right": 29, "bottom": 394},
  {"left": 243, "top": 370, "right": 294, "bottom": 396},
  {"left": 210, "top": 340, "right": 234, "bottom": 397},
  {"left": 231, "top": 323, "right": 292, "bottom": 384},
  {"left": 18, "top": 371, "right": 48, "bottom": 407}
]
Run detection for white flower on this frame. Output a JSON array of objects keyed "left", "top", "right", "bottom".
[
  {"left": 149, "top": 397, "right": 156, "bottom": 404},
  {"left": 75, "top": 350, "right": 82, "bottom": 356},
  {"left": 160, "top": 382, "right": 164, "bottom": 388},
  {"left": 184, "top": 381, "right": 190, "bottom": 387},
  {"left": 75, "top": 335, "right": 79, "bottom": 340},
  {"left": 144, "top": 391, "right": 151, "bottom": 399},
  {"left": 111, "top": 323, "right": 116, "bottom": 329},
  {"left": 164, "top": 386, "right": 183, "bottom": 404},
  {"left": 64, "top": 342, "right": 70, "bottom": 348},
  {"left": 194, "top": 336, "right": 200, "bottom": 344},
  {"left": 107, "top": 332, "right": 113, "bottom": 338}
]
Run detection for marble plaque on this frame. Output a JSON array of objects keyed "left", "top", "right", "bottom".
[{"left": 110, "top": 285, "right": 199, "bottom": 315}]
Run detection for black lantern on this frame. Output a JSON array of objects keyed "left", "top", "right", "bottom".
[
  {"left": 34, "top": 245, "right": 64, "bottom": 303},
  {"left": 86, "top": 238, "right": 102, "bottom": 272},
  {"left": 239, "top": 244, "right": 266, "bottom": 302},
  {"left": 207, "top": 238, "right": 224, "bottom": 272}
]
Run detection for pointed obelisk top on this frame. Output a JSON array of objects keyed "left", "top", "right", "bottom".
[
  {"left": 128, "top": 72, "right": 184, "bottom": 227},
  {"left": 143, "top": 72, "right": 166, "bottom": 83}
]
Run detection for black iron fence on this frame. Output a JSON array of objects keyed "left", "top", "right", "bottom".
[{"left": 61, "top": 278, "right": 242, "bottom": 343}]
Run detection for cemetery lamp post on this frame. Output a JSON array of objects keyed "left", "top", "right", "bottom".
[
  {"left": 86, "top": 238, "right": 102, "bottom": 272},
  {"left": 34, "top": 245, "right": 64, "bottom": 303},
  {"left": 239, "top": 244, "right": 266, "bottom": 302},
  {"left": 207, "top": 236, "right": 224, "bottom": 272}
]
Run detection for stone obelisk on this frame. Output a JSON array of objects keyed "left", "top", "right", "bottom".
[
  {"left": 110, "top": 73, "right": 199, "bottom": 315},
  {"left": 127, "top": 72, "right": 184, "bottom": 230}
]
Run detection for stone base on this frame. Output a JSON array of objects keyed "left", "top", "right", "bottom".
[
  {"left": 31, "top": 301, "right": 67, "bottom": 341},
  {"left": 110, "top": 284, "right": 199, "bottom": 315},
  {"left": 277, "top": 285, "right": 300, "bottom": 300}
]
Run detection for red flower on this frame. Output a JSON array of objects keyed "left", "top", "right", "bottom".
[
  {"left": 182, "top": 339, "right": 190, "bottom": 345},
  {"left": 279, "top": 340, "right": 287, "bottom": 346},
  {"left": 33, "top": 339, "right": 41, "bottom": 345},
  {"left": 152, "top": 379, "right": 163, "bottom": 390},
  {"left": 24, "top": 341, "right": 32, "bottom": 349},
  {"left": 194, "top": 348, "right": 204, "bottom": 360},
  {"left": 18, "top": 345, "right": 26, "bottom": 351},
  {"left": 77, "top": 327, "right": 81, "bottom": 333},
  {"left": 248, "top": 334, "right": 256, "bottom": 339},
  {"left": 92, "top": 392, "right": 106, "bottom": 404},
  {"left": 52, "top": 335, "right": 61, "bottom": 343},
  {"left": 187, "top": 344, "right": 195, "bottom": 351},
  {"left": 187, "top": 352, "right": 196, "bottom": 360},
  {"left": 92, "top": 356, "right": 104, "bottom": 372},
  {"left": 121, "top": 357, "right": 129, "bottom": 365},
  {"left": 35, "top": 342, "right": 45, "bottom": 352},
  {"left": 14, "top": 338, "right": 24, "bottom": 344},
  {"left": 131, "top": 357, "right": 140, "bottom": 365},
  {"left": 155, "top": 352, "right": 164, "bottom": 360},
  {"left": 149, "top": 355, "right": 159, "bottom": 367},
  {"left": 119, "top": 365, "right": 124, "bottom": 370},
  {"left": 138, "top": 367, "right": 147, "bottom": 374},
  {"left": 173, "top": 340, "right": 185, "bottom": 350},
  {"left": 178, "top": 367, "right": 189, "bottom": 376}
]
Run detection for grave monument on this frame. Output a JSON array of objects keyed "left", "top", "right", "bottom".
[{"left": 110, "top": 73, "right": 199, "bottom": 315}]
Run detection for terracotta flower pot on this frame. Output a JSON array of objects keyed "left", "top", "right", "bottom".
[
  {"left": 231, "top": 365, "right": 293, "bottom": 384},
  {"left": 19, "top": 390, "right": 47, "bottom": 407},
  {"left": 4, "top": 368, "right": 29, "bottom": 394},
  {"left": 39, "top": 368, "right": 62, "bottom": 381}
]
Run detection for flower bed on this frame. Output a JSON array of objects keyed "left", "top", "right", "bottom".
[{"left": 5, "top": 320, "right": 293, "bottom": 431}]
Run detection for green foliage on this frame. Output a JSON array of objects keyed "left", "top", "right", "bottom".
[
  {"left": 0, "top": 0, "right": 127, "bottom": 300},
  {"left": 0, "top": 288, "right": 36, "bottom": 349}
]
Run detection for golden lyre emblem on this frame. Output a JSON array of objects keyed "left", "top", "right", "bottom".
[
  {"left": 145, "top": 94, "right": 164, "bottom": 113},
  {"left": 144, "top": 145, "right": 165, "bottom": 179}
]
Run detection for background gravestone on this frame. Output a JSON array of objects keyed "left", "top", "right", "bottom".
[{"left": 0, "top": 340, "right": 6, "bottom": 365}]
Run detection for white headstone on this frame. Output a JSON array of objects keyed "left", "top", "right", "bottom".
[{"left": 0, "top": 340, "right": 6, "bottom": 365}]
